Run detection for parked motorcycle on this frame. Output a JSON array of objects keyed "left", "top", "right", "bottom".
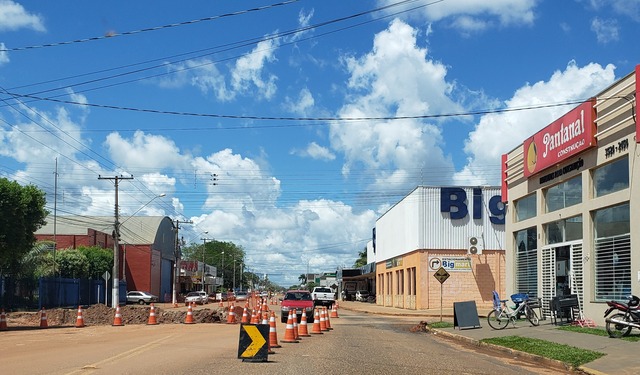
[{"left": 604, "top": 295, "right": 640, "bottom": 338}]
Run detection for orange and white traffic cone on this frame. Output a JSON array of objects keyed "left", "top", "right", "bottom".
[
  {"left": 280, "top": 310, "right": 299, "bottom": 343},
  {"left": 112, "top": 305, "right": 124, "bottom": 326},
  {"left": 226, "top": 303, "right": 237, "bottom": 324},
  {"left": 0, "top": 309, "right": 8, "bottom": 331},
  {"left": 75, "top": 306, "right": 85, "bottom": 328},
  {"left": 39, "top": 307, "right": 48, "bottom": 328},
  {"left": 310, "top": 308, "right": 323, "bottom": 334},
  {"left": 261, "top": 311, "right": 269, "bottom": 325},
  {"left": 184, "top": 303, "right": 195, "bottom": 324},
  {"left": 319, "top": 307, "right": 328, "bottom": 331},
  {"left": 330, "top": 303, "right": 339, "bottom": 318},
  {"left": 147, "top": 303, "right": 158, "bottom": 325},
  {"left": 268, "top": 311, "right": 281, "bottom": 349},
  {"left": 292, "top": 309, "right": 301, "bottom": 340},
  {"left": 298, "top": 310, "right": 310, "bottom": 337},
  {"left": 324, "top": 307, "right": 332, "bottom": 330},
  {"left": 240, "top": 306, "right": 250, "bottom": 324}
]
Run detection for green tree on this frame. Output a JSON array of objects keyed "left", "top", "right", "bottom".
[
  {"left": 183, "top": 239, "right": 246, "bottom": 290},
  {"left": 56, "top": 249, "right": 89, "bottom": 279},
  {"left": 353, "top": 247, "right": 368, "bottom": 268},
  {"left": 0, "top": 178, "right": 48, "bottom": 277},
  {"left": 78, "top": 246, "right": 113, "bottom": 279}
]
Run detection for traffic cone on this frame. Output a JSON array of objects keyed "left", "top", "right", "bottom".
[
  {"left": 184, "top": 303, "right": 195, "bottom": 324},
  {"left": 112, "top": 305, "right": 124, "bottom": 326},
  {"left": 319, "top": 307, "right": 328, "bottom": 331},
  {"left": 226, "top": 303, "right": 237, "bottom": 324},
  {"left": 261, "top": 311, "right": 269, "bottom": 325},
  {"left": 280, "top": 310, "right": 299, "bottom": 343},
  {"left": 330, "top": 303, "right": 339, "bottom": 318},
  {"left": 310, "top": 308, "right": 323, "bottom": 334},
  {"left": 268, "top": 311, "right": 281, "bottom": 349},
  {"left": 324, "top": 307, "right": 332, "bottom": 330},
  {"left": 75, "top": 306, "right": 85, "bottom": 328},
  {"left": 240, "top": 306, "right": 250, "bottom": 324},
  {"left": 298, "top": 310, "right": 310, "bottom": 337},
  {"left": 292, "top": 309, "right": 301, "bottom": 340},
  {"left": 0, "top": 309, "right": 8, "bottom": 331},
  {"left": 147, "top": 303, "right": 158, "bottom": 325},
  {"left": 39, "top": 307, "right": 48, "bottom": 328}
]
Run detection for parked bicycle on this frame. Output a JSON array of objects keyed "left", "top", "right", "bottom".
[{"left": 488, "top": 292, "right": 540, "bottom": 329}]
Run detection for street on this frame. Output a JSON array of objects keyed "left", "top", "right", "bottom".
[{"left": 1, "top": 308, "right": 574, "bottom": 375}]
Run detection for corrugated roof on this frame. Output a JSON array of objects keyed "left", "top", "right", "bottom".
[{"left": 36, "top": 215, "right": 168, "bottom": 245}]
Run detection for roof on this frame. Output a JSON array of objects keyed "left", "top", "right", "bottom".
[{"left": 36, "top": 215, "right": 169, "bottom": 245}]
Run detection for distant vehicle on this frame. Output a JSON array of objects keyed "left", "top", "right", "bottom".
[
  {"left": 185, "top": 291, "right": 208, "bottom": 305},
  {"left": 280, "top": 289, "right": 315, "bottom": 324},
  {"left": 355, "top": 290, "right": 370, "bottom": 302},
  {"left": 127, "top": 291, "right": 159, "bottom": 305},
  {"left": 311, "top": 287, "right": 335, "bottom": 307},
  {"left": 235, "top": 291, "right": 248, "bottom": 301},
  {"left": 260, "top": 291, "right": 269, "bottom": 298}
]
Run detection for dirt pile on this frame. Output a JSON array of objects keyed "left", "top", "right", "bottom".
[{"left": 5, "top": 304, "right": 238, "bottom": 327}]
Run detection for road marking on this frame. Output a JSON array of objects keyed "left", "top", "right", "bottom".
[{"left": 65, "top": 334, "right": 175, "bottom": 375}]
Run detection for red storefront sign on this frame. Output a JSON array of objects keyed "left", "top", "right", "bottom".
[{"left": 523, "top": 99, "right": 596, "bottom": 177}]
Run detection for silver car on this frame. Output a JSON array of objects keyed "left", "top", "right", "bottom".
[
  {"left": 185, "top": 291, "right": 208, "bottom": 305},
  {"left": 126, "top": 291, "right": 159, "bottom": 305}
]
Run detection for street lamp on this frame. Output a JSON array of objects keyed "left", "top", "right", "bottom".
[{"left": 201, "top": 232, "right": 213, "bottom": 292}]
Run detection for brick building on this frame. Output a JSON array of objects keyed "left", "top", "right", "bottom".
[
  {"left": 35, "top": 215, "right": 177, "bottom": 301},
  {"left": 373, "top": 186, "right": 505, "bottom": 310}
]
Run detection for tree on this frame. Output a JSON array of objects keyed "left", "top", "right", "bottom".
[
  {"left": 353, "top": 246, "right": 368, "bottom": 268},
  {"left": 56, "top": 249, "right": 89, "bottom": 279},
  {"left": 0, "top": 178, "right": 48, "bottom": 277},
  {"left": 183, "top": 239, "right": 246, "bottom": 291},
  {"left": 78, "top": 246, "right": 113, "bottom": 279},
  {"left": 298, "top": 274, "right": 307, "bottom": 284}
]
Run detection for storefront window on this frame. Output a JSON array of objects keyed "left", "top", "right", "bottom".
[
  {"left": 594, "top": 203, "right": 630, "bottom": 302},
  {"left": 515, "top": 193, "right": 536, "bottom": 221},
  {"left": 545, "top": 215, "right": 582, "bottom": 245},
  {"left": 593, "top": 156, "right": 629, "bottom": 198},
  {"left": 515, "top": 227, "right": 537, "bottom": 297},
  {"left": 545, "top": 175, "right": 582, "bottom": 212}
]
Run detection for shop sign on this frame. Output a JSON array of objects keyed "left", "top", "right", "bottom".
[
  {"left": 440, "top": 187, "right": 505, "bottom": 225},
  {"left": 385, "top": 257, "right": 403, "bottom": 269},
  {"left": 428, "top": 256, "right": 471, "bottom": 272},
  {"left": 523, "top": 99, "right": 596, "bottom": 177}
]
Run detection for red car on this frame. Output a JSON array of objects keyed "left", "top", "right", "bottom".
[{"left": 280, "top": 289, "right": 315, "bottom": 323}]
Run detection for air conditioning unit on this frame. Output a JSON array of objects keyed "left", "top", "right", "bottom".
[{"left": 468, "top": 236, "right": 483, "bottom": 255}]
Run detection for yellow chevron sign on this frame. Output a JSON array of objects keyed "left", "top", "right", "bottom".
[{"left": 238, "top": 323, "right": 269, "bottom": 362}]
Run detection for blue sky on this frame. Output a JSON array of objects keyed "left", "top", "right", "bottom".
[{"left": 1, "top": 0, "right": 639, "bottom": 286}]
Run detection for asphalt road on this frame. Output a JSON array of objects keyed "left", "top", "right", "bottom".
[{"left": 1, "top": 309, "right": 576, "bottom": 375}]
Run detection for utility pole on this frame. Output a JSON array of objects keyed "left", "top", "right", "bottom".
[
  {"left": 173, "top": 219, "right": 193, "bottom": 306},
  {"left": 99, "top": 175, "right": 133, "bottom": 308},
  {"left": 201, "top": 234, "right": 213, "bottom": 292}
]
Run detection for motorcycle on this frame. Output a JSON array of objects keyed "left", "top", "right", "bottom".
[{"left": 604, "top": 295, "right": 640, "bottom": 338}]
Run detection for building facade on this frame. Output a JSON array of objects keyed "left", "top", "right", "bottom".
[
  {"left": 36, "top": 216, "right": 177, "bottom": 301},
  {"left": 502, "top": 66, "right": 639, "bottom": 324},
  {"left": 374, "top": 186, "right": 505, "bottom": 310}
]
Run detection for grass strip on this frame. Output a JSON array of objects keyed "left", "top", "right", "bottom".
[
  {"left": 428, "top": 321, "right": 454, "bottom": 329},
  {"left": 481, "top": 335, "right": 605, "bottom": 368},
  {"left": 557, "top": 325, "right": 640, "bottom": 342}
]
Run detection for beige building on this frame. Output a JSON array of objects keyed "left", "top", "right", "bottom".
[
  {"left": 374, "top": 186, "right": 505, "bottom": 311},
  {"left": 502, "top": 66, "right": 639, "bottom": 325}
]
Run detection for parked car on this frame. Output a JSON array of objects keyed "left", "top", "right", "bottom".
[
  {"left": 185, "top": 291, "right": 208, "bottom": 305},
  {"left": 235, "top": 291, "right": 248, "bottom": 301},
  {"left": 355, "top": 290, "right": 370, "bottom": 302},
  {"left": 126, "top": 291, "right": 159, "bottom": 305}
]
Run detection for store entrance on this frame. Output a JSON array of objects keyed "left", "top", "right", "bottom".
[{"left": 554, "top": 245, "right": 571, "bottom": 297}]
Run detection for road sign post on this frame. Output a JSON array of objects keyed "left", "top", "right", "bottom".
[{"left": 433, "top": 267, "right": 450, "bottom": 322}]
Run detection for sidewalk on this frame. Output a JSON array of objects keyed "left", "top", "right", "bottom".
[{"left": 338, "top": 300, "right": 638, "bottom": 375}]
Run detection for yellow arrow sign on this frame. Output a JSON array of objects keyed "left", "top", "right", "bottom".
[{"left": 240, "top": 325, "right": 267, "bottom": 358}]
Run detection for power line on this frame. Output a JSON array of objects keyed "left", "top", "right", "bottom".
[{"left": 0, "top": 0, "right": 301, "bottom": 52}]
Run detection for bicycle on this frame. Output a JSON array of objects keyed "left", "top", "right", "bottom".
[{"left": 487, "top": 292, "right": 540, "bottom": 329}]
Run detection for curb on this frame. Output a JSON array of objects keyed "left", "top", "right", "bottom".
[{"left": 428, "top": 327, "right": 583, "bottom": 374}]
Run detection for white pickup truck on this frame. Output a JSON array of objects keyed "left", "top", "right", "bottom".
[{"left": 311, "top": 287, "right": 335, "bottom": 307}]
